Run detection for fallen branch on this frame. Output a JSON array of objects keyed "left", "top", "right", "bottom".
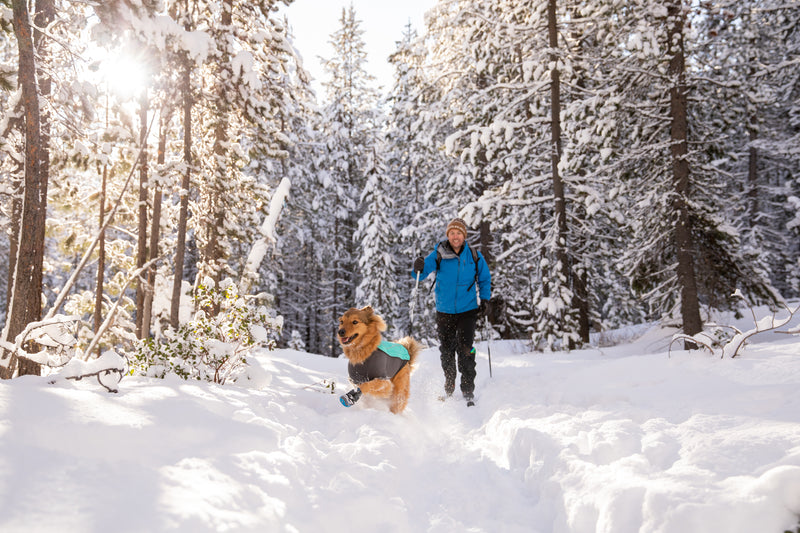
[
  {"left": 667, "top": 294, "right": 799, "bottom": 359},
  {"left": 725, "top": 299, "right": 800, "bottom": 358},
  {"left": 668, "top": 332, "right": 715, "bottom": 357},
  {"left": 48, "top": 350, "right": 127, "bottom": 393}
]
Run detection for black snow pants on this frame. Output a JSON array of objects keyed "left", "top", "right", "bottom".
[{"left": 436, "top": 309, "right": 478, "bottom": 396}]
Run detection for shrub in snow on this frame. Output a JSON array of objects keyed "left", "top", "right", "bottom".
[{"left": 132, "top": 278, "right": 282, "bottom": 384}]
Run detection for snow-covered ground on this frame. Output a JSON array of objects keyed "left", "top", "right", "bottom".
[{"left": 1, "top": 308, "right": 799, "bottom": 533}]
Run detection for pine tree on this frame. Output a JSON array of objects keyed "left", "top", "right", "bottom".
[
  {"left": 1, "top": 0, "right": 55, "bottom": 377},
  {"left": 608, "top": 0, "right": 779, "bottom": 336},
  {"left": 317, "top": 5, "right": 381, "bottom": 356},
  {"left": 385, "top": 21, "right": 442, "bottom": 339},
  {"left": 355, "top": 145, "right": 400, "bottom": 326},
  {"left": 260, "top": 16, "right": 324, "bottom": 353},
  {"left": 423, "top": 0, "right": 585, "bottom": 348}
]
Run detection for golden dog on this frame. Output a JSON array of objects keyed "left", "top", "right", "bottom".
[{"left": 337, "top": 306, "right": 421, "bottom": 414}]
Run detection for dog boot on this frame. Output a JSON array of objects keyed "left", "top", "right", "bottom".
[{"left": 339, "top": 388, "right": 362, "bottom": 407}]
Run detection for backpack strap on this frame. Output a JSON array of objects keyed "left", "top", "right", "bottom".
[{"left": 433, "top": 241, "right": 481, "bottom": 293}]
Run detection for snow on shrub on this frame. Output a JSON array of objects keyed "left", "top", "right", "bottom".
[{"left": 132, "top": 277, "right": 282, "bottom": 384}]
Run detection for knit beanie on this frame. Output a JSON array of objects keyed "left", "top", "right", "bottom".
[{"left": 446, "top": 217, "right": 468, "bottom": 237}]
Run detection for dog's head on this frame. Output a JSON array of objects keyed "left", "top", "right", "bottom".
[{"left": 337, "top": 306, "right": 386, "bottom": 347}]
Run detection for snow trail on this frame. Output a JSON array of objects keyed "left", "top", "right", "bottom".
[{"left": 1, "top": 317, "right": 799, "bottom": 532}]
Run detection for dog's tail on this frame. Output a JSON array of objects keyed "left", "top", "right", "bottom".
[{"left": 398, "top": 336, "right": 423, "bottom": 370}]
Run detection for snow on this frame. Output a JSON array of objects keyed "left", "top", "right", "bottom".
[
  {"left": 1, "top": 311, "right": 800, "bottom": 532},
  {"left": 243, "top": 178, "right": 291, "bottom": 283}
]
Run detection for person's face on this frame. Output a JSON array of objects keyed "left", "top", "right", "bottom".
[{"left": 447, "top": 229, "right": 465, "bottom": 250}]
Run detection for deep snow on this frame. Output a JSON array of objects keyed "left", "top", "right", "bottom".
[{"left": 1, "top": 308, "right": 799, "bottom": 533}]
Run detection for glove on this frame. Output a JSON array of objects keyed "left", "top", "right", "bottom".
[
  {"left": 478, "top": 299, "right": 491, "bottom": 318},
  {"left": 413, "top": 256, "right": 425, "bottom": 273},
  {"left": 339, "top": 388, "right": 362, "bottom": 407}
]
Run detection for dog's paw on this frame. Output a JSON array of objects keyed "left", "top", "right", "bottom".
[{"left": 339, "top": 388, "right": 362, "bottom": 407}]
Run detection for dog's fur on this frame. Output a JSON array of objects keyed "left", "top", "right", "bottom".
[{"left": 337, "top": 306, "right": 421, "bottom": 414}]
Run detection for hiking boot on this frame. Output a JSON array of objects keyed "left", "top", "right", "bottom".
[{"left": 464, "top": 392, "right": 475, "bottom": 406}]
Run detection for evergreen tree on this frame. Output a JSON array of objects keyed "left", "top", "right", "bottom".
[
  {"left": 263, "top": 16, "right": 326, "bottom": 353},
  {"left": 355, "top": 144, "right": 400, "bottom": 327},
  {"left": 385, "top": 21, "right": 441, "bottom": 339},
  {"left": 609, "top": 0, "right": 779, "bottom": 335},
  {"left": 316, "top": 5, "right": 380, "bottom": 356}
]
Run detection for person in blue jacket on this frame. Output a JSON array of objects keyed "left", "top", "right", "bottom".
[{"left": 412, "top": 217, "right": 491, "bottom": 404}]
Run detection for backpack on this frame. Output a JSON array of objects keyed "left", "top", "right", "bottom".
[{"left": 432, "top": 241, "right": 480, "bottom": 292}]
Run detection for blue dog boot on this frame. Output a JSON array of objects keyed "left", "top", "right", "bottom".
[{"left": 339, "top": 388, "right": 362, "bottom": 407}]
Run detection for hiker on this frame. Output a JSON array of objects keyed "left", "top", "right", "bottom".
[{"left": 412, "top": 217, "right": 491, "bottom": 405}]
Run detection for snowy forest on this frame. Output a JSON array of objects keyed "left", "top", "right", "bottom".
[{"left": 0, "top": 0, "right": 798, "bottom": 379}]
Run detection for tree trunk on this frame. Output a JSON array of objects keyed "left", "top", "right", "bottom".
[
  {"left": 2, "top": 0, "right": 48, "bottom": 378},
  {"left": 6, "top": 184, "right": 21, "bottom": 314},
  {"left": 135, "top": 92, "right": 149, "bottom": 338},
  {"left": 94, "top": 164, "right": 108, "bottom": 354},
  {"left": 567, "top": 9, "right": 591, "bottom": 345},
  {"left": 94, "top": 94, "right": 109, "bottom": 354},
  {"left": 18, "top": 0, "right": 54, "bottom": 376},
  {"left": 574, "top": 268, "right": 590, "bottom": 342},
  {"left": 547, "top": 0, "right": 573, "bottom": 347},
  {"left": 197, "top": 0, "right": 232, "bottom": 307},
  {"left": 331, "top": 218, "right": 340, "bottom": 358},
  {"left": 170, "top": 12, "right": 194, "bottom": 328},
  {"left": 142, "top": 110, "right": 169, "bottom": 338},
  {"left": 747, "top": 128, "right": 759, "bottom": 223},
  {"left": 667, "top": 0, "right": 702, "bottom": 340}
]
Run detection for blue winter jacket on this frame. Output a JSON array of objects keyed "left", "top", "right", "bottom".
[{"left": 411, "top": 241, "right": 491, "bottom": 314}]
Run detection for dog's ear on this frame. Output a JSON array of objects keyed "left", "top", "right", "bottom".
[{"left": 360, "top": 306, "right": 386, "bottom": 332}]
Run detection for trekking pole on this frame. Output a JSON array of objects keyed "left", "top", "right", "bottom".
[
  {"left": 409, "top": 271, "right": 421, "bottom": 335},
  {"left": 485, "top": 315, "right": 493, "bottom": 378}
]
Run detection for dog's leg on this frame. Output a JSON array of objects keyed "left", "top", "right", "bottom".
[
  {"left": 389, "top": 367, "right": 411, "bottom": 414},
  {"left": 359, "top": 379, "right": 393, "bottom": 398}
]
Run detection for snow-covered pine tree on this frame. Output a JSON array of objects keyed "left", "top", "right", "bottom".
[
  {"left": 355, "top": 144, "right": 400, "bottom": 327},
  {"left": 424, "top": 0, "right": 587, "bottom": 349},
  {"left": 764, "top": 1, "right": 800, "bottom": 297},
  {"left": 192, "top": 1, "right": 293, "bottom": 304},
  {"left": 608, "top": 0, "right": 779, "bottom": 335},
  {"left": 690, "top": 0, "right": 798, "bottom": 302},
  {"left": 261, "top": 16, "right": 328, "bottom": 353},
  {"left": 317, "top": 5, "right": 381, "bottom": 356},
  {"left": 384, "top": 21, "right": 442, "bottom": 340}
]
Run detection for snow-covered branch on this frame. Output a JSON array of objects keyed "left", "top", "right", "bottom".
[
  {"left": 47, "top": 350, "right": 127, "bottom": 393},
  {"left": 669, "top": 293, "right": 800, "bottom": 358},
  {"left": 242, "top": 177, "right": 291, "bottom": 291}
]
